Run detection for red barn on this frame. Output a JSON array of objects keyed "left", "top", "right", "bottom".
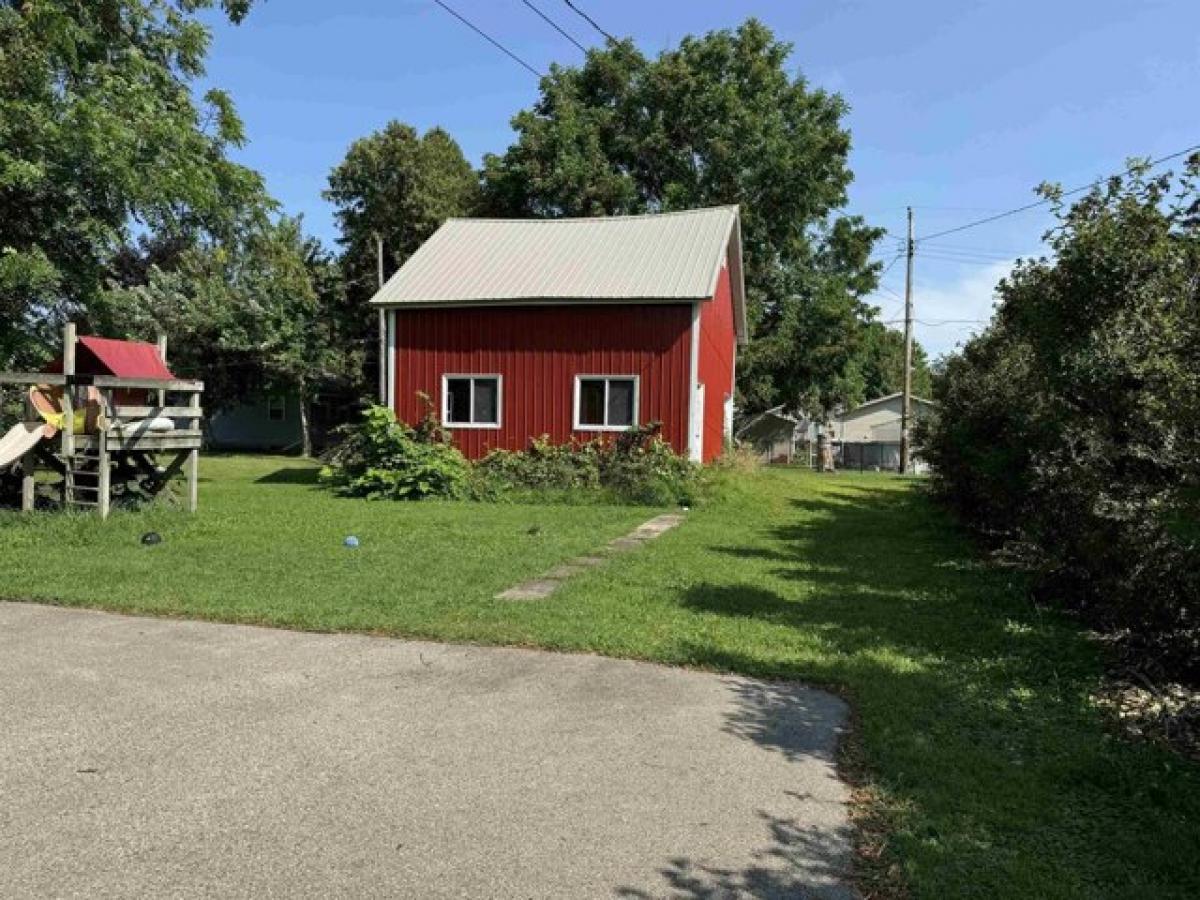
[{"left": 370, "top": 206, "right": 746, "bottom": 463}]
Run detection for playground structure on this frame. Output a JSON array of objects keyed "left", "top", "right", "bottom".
[{"left": 0, "top": 324, "right": 204, "bottom": 519}]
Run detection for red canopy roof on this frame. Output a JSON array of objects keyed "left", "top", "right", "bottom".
[{"left": 45, "top": 336, "right": 175, "bottom": 379}]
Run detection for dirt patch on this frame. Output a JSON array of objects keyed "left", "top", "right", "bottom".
[{"left": 835, "top": 697, "right": 910, "bottom": 900}]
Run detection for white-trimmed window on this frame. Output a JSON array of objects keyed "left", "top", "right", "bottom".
[
  {"left": 442, "top": 375, "right": 502, "bottom": 428},
  {"left": 574, "top": 375, "right": 639, "bottom": 431},
  {"left": 266, "top": 395, "right": 286, "bottom": 422}
]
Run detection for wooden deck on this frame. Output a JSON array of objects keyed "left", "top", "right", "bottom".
[{"left": 75, "top": 430, "right": 203, "bottom": 452}]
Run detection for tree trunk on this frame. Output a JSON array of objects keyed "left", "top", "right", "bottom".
[
  {"left": 298, "top": 380, "right": 313, "bottom": 458},
  {"left": 817, "top": 428, "right": 835, "bottom": 473}
]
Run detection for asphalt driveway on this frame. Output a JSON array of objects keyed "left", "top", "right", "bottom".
[{"left": 0, "top": 603, "right": 852, "bottom": 899}]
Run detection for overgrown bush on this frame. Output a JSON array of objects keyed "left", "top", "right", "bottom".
[
  {"left": 321, "top": 408, "right": 700, "bottom": 507},
  {"left": 919, "top": 156, "right": 1200, "bottom": 684},
  {"left": 476, "top": 423, "right": 699, "bottom": 505},
  {"left": 319, "top": 404, "right": 470, "bottom": 500}
]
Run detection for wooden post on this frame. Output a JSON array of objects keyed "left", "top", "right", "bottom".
[
  {"left": 20, "top": 389, "right": 36, "bottom": 511},
  {"left": 61, "top": 323, "right": 75, "bottom": 459},
  {"left": 20, "top": 448, "right": 36, "bottom": 511},
  {"left": 187, "top": 390, "right": 200, "bottom": 512},
  {"left": 60, "top": 323, "right": 76, "bottom": 508},
  {"left": 97, "top": 429, "right": 110, "bottom": 519},
  {"left": 156, "top": 334, "right": 168, "bottom": 409}
]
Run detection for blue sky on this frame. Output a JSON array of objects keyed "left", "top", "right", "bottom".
[{"left": 199, "top": 0, "right": 1199, "bottom": 356}]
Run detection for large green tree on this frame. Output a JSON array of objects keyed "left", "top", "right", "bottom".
[
  {"left": 481, "top": 19, "right": 895, "bottom": 415},
  {"left": 0, "top": 0, "right": 268, "bottom": 364},
  {"left": 103, "top": 217, "right": 349, "bottom": 456},
  {"left": 325, "top": 121, "right": 478, "bottom": 293},
  {"left": 856, "top": 322, "right": 933, "bottom": 401},
  {"left": 323, "top": 122, "right": 479, "bottom": 393}
]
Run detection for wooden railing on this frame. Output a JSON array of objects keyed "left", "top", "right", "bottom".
[{"left": 0, "top": 372, "right": 68, "bottom": 386}]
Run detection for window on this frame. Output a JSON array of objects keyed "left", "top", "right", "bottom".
[
  {"left": 442, "top": 375, "right": 501, "bottom": 428},
  {"left": 574, "top": 376, "right": 638, "bottom": 430},
  {"left": 266, "top": 395, "right": 286, "bottom": 422}
]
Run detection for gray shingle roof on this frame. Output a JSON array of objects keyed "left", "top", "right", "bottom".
[{"left": 370, "top": 206, "right": 746, "bottom": 340}]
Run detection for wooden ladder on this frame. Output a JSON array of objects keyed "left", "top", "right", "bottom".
[
  {"left": 64, "top": 451, "right": 100, "bottom": 508},
  {"left": 64, "top": 448, "right": 110, "bottom": 516}
]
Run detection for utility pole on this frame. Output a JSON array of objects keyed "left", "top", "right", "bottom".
[
  {"left": 375, "top": 232, "right": 385, "bottom": 289},
  {"left": 375, "top": 232, "right": 386, "bottom": 404},
  {"left": 899, "top": 206, "right": 915, "bottom": 475}
]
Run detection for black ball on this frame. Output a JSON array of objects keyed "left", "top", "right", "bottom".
[{"left": 141, "top": 531, "right": 162, "bottom": 546}]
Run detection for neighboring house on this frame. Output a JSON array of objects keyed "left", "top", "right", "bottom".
[
  {"left": 736, "top": 406, "right": 814, "bottom": 464},
  {"left": 207, "top": 387, "right": 359, "bottom": 452},
  {"left": 207, "top": 393, "right": 301, "bottom": 451},
  {"left": 369, "top": 206, "right": 747, "bottom": 462},
  {"left": 832, "top": 392, "right": 936, "bottom": 471}
]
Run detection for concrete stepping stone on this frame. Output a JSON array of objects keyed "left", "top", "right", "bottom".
[
  {"left": 496, "top": 512, "right": 685, "bottom": 601},
  {"left": 496, "top": 579, "right": 561, "bottom": 601}
]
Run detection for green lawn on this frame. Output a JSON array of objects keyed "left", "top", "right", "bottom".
[
  {"left": 2, "top": 455, "right": 1197, "bottom": 897},
  {"left": 0, "top": 455, "right": 653, "bottom": 629}
]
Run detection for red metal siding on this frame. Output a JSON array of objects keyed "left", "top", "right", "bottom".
[
  {"left": 392, "top": 305, "right": 692, "bottom": 460},
  {"left": 697, "top": 261, "right": 737, "bottom": 463}
]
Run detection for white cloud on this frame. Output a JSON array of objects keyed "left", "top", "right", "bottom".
[{"left": 907, "top": 259, "right": 1014, "bottom": 359}]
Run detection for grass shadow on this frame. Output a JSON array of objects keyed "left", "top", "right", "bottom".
[
  {"left": 646, "top": 475, "right": 1200, "bottom": 897},
  {"left": 254, "top": 467, "right": 321, "bottom": 486}
]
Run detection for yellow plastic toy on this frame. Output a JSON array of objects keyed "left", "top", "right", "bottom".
[{"left": 28, "top": 385, "right": 106, "bottom": 435}]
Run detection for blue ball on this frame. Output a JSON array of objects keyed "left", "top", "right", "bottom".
[{"left": 344, "top": 536, "right": 360, "bottom": 548}]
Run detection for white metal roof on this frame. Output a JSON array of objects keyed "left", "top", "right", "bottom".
[
  {"left": 735, "top": 404, "right": 804, "bottom": 438},
  {"left": 842, "top": 392, "right": 937, "bottom": 416},
  {"left": 370, "top": 206, "right": 747, "bottom": 342}
]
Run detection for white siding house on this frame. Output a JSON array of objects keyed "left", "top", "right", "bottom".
[{"left": 833, "top": 393, "right": 936, "bottom": 472}]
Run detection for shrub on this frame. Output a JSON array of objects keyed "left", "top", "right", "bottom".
[
  {"left": 476, "top": 423, "right": 699, "bottom": 505},
  {"left": 322, "top": 407, "right": 701, "bottom": 507},
  {"left": 319, "top": 404, "right": 470, "bottom": 500},
  {"left": 919, "top": 157, "right": 1200, "bottom": 684},
  {"left": 475, "top": 435, "right": 602, "bottom": 495},
  {"left": 602, "top": 426, "right": 699, "bottom": 505}
]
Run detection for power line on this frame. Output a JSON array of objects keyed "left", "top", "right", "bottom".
[
  {"left": 874, "top": 282, "right": 905, "bottom": 302},
  {"left": 917, "top": 143, "right": 1200, "bottom": 243},
  {"left": 561, "top": 0, "right": 617, "bottom": 43},
  {"left": 881, "top": 318, "right": 988, "bottom": 327},
  {"left": 433, "top": 0, "right": 545, "bottom": 78},
  {"left": 521, "top": 0, "right": 588, "bottom": 52},
  {"left": 915, "top": 251, "right": 1014, "bottom": 267},
  {"left": 919, "top": 242, "right": 1029, "bottom": 260},
  {"left": 888, "top": 236, "right": 1034, "bottom": 261},
  {"left": 875, "top": 252, "right": 904, "bottom": 278}
]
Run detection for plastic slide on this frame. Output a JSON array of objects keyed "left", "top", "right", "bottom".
[{"left": 0, "top": 421, "right": 49, "bottom": 470}]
